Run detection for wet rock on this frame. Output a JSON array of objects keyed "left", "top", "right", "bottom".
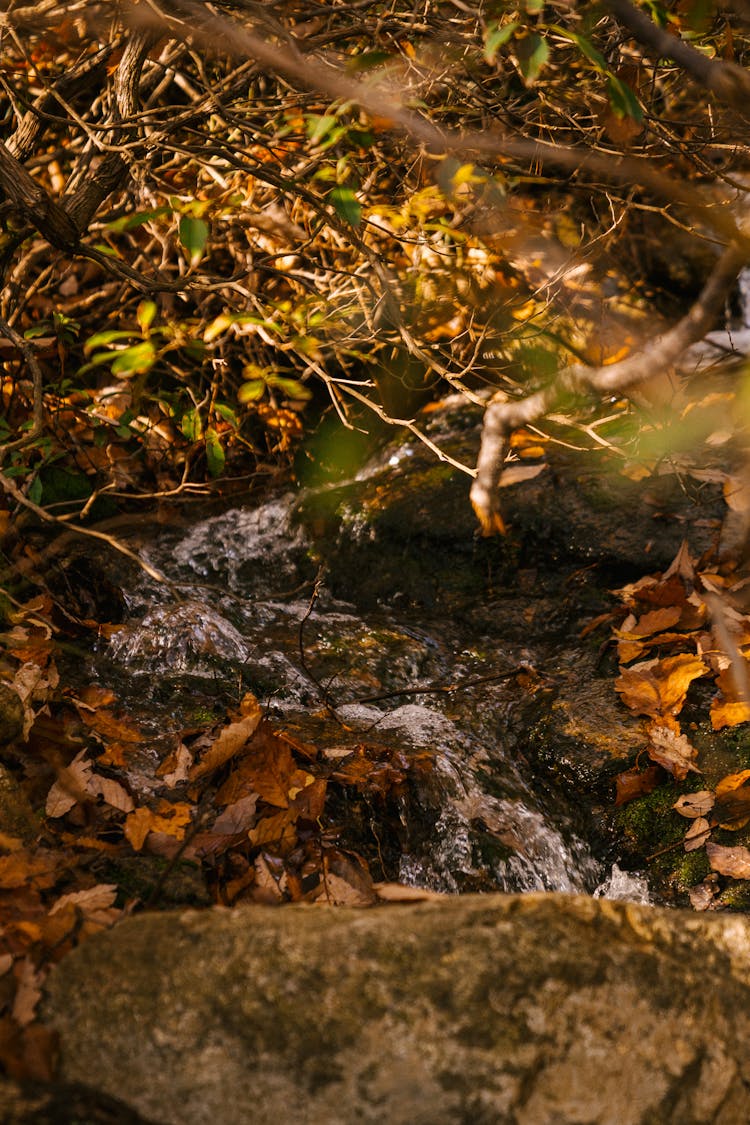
[
  {"left": 293, "top": 400, "right": 722, "bottom": 612},
  {"left": 108, "top": 600, "right": 251, "bottom": 676},
  {"left": 44, "top": 893, "right": 750, "bottom": 1125}
]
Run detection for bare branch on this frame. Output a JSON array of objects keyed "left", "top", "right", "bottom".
[{"left": 470, "top": 241, "right": 750, "bottom": 534}]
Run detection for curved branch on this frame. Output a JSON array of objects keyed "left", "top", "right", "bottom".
[
  {"left": 607, "top": 0, "right": 750, "bottom": 117},
  {"left": 470, "top": 240, "right": 750, "bottom": 535}
]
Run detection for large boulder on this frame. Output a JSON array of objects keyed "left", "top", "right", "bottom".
[{"left": 43, "top": 893, "right": 750, "bottom": 1125}]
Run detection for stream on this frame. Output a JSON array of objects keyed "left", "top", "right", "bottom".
[{"left": 72, "top": 399, "right": 694, "bottom": 906}]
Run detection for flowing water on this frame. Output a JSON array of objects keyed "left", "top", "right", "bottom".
[{"left": 97, "top": 478, "right": 651, "bottom": 904}]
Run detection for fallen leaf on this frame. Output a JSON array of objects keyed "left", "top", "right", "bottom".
[
  {"left": 45, "top": 752, "right": 94, "bottom": 817},
  {"left": 710, "top": 698, "right": 750, "bottom": 730},
  {"left": 225, "top": 728, "right": 296, "bottom": 807},
  {"left": 616, "top": 654, "right": 708, "bottom": 719},
  {"left": 614, "top": 765, "right": 661, "bottom": 806},
  {"left": 157, "top": 742, "right": 193, "bottom": 787},
  {"left": 673, "top": 791, "right": 715, "bottom": 819},
  {"left": 211, "top": 795, "right": 258, "bottom": 835},
  {"left": 706, "top": 841, "right": 750, "bottom": 878},
  {"left": 684, "top": 816, "right": 711, "bottom": 852},
  {"left": 189, "top": 694, "right": 263, "bottom": 781},
  {"left": 49, "top": 884, "right": 118, "bottom": 917},
  {"left": 714, "top": 782, "right": 750, "bottom": 830},
  {"left": 688, "top": 876, "right": 720, "bottom": 911},
  {"left": 248, "top": 809, "right": 297, "bottom": 850},
  {"left": 646, "top": 723, "right": 701, "bottom": 780},
  {"left": 88, "top": 774, "right": 134, "bottom": 813}
]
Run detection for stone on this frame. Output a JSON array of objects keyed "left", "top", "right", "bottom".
[{"left": 43, "top": 893, "right": 750, "bottom": 1125}]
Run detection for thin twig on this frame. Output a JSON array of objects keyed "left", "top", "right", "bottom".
[{"left": 0, "top": 468, "right": 169, "bottom": 584}]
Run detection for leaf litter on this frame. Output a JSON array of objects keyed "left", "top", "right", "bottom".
[
  {"left": 0, "top": 593, "right": 439, "bottom": 1078},
  {"left": 608, "top": 540, "right": 750, "bottom": 910}
]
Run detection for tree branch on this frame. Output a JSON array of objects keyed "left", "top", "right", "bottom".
[
  {"left": 470, "top": 240, "right": 750, "bottom": 535},
  {"left": 607, "top": 0, "right": 750, "bottom": 118}
]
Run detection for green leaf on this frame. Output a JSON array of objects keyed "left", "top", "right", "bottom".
[
  {"left": 266, "top": 375, "right": 313, "bottom": 400},
  {"left": 607, "top": 75, "right": 643, "bottom": 120},
  {"left": 106, "top": 207, "right": 170, "bottom": 232},
  {"left": 347, "top": 50, "right": 392, "bottom": 71},
  {"left": 484, "top": 21, "right": 519, "bottom": 64},
  {"left": 84, "top": 330, "right": 136, "bottom": 353},
  {"left": 549, "top": 26, "right": 607, "bottom": 70},
  {"left": 27, "top": 476, "right": 43, "bottom": 505},
  {"left": 111, "top": 341, "right": 156, "bottom": 376},
  {"left": 180, "top": 408, "right": 203, "bottom": 442},
  {"left": 205, "top": 427, "right": 225, "bottom": 477},
  {"left": 330, "top": 186, "right": 362, "bottom": 228},
  {"left": 307, "top": 115, "right": 338, "bottom": 145},
  {"left": 137, "top": 301, "right": 157, "bottom": 333},
  {"left": 516, "top": 32, "right": 550, "bottom": 85},
  {"left": 178, "top": 216, "right": 209, "bottom": 266},
  {"left": 213, "top": 402, "right": 238, "bottom": 427},
  {"left": 237, "top": 379, "right": 267, "bottom": 403}
]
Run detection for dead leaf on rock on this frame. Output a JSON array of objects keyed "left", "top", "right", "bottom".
[
  {"left": 706, "top": 841, "right": 750, "bottom": 878},
  {"left": 673, "top": 791, "right": 715, "bottom": 819},
  {"left": 229, "top": 728, "right": 295, "bottom": 807},
  {"left": 688, "top": 875, "right": 720, "bottom": 911},
  {"left": 646, "top": 723, "right": 701, "bottom": 779},
  {"left": 157, "top": 742, "right": 193, "bottom": 787},
  {"left": 615, "top": 654, "right": 707, "bottom": 720},
  {"left": 124, "top": 802, "right": 192, "bottom": 852},
  {"left": 710, "top": 698, "right": 750, "bottom": 730},
  {"left": 211, "top": 795, "right": 258, "bottom": 836},
  {"left": 614, "top": 765, "right": 661, "bottom": 806},
  {"left": 684, "top": 816, "right": 711, "bottom": 852}
]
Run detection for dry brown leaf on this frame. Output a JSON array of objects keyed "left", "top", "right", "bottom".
[
  {"left": 230, "top": 728, "right": 296, "bottom": 807},
  {"left": 615, "top": 654, "right": 707, "bottom": 720},
  {"left": 45, "top": 752, "right": 94, "bottom": 817},
  {"left": 157, "top": 742, "right": 193, "bottom": 787},
  {"left": 673, "top": 791, "right": 715, "bottom": 819},
  {"left": 211, "top": 795, "right": 258, "bottom": 835},
  {"left": 0, "top": 852, "right": 59, "bottom": 890},
  {"left": 706, "top": 841, "right": 750, "bottom": 878},
  {"left": 646, "top": 724, "right": 701, "bottom": 780},
  {"left": 248, "top": 809, "right": 297, "bottom": 850},
  {"left": 189, "top": 694, "right": 263, "bottom": 782},
  {"left": 49, "top": 884, "right": 118, "bottom": 917},
  {"left": 714, "top": 783, "right": 750, "bottom": 830},
  {"left": 626, "top": 607, "right": 682, "bottom": 639},
  {"left": 684, "top": 816, "right": 711, "bottom": 852},
  {"left": 123, "top": 802, "right": 192, "bottom": 852},
  {"left": 688, "top": 876, "right": 720, "bottom": 912},
  {"left": 716, "top": 769, "right": 750, "bottom": 795},
  {"left": 88, "top": 774, "right": 134, "bottom": 813},
  {"left": 614, "top": 765, "right": 661, "bottom": 806}
]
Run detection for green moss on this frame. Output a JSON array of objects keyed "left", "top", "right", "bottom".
[
  {"left": 674, "top": 849, "right": 710, "bottom": 889},
  {"left": 717, "top": 881, "right": 750, "bottom": 911},
  {"left": 616, "top": 785, "right": 684, "bottom": 854}
]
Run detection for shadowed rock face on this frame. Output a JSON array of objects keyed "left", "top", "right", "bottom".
[{"left": 43, "top": 894, "right": 750, "bottom": 1125}]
